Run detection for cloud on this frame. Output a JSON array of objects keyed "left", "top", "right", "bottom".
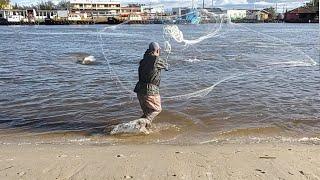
[{"left": 214, "top": 0, "right": 248, "bottom": 5}]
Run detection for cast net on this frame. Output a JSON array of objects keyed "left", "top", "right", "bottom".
[{"left": 98, "top": 8, "right": 317, "bottom": 101}]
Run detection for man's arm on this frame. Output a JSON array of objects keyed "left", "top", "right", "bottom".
[{"left": 155, "top": 57, "right": 169, "bottom": 71}]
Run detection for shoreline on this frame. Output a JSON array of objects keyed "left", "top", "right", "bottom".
[
  {"left": 0, "top": 21, "right": 319, "bottom": 26},
  {"left": 0, "top": 142, "right": 319, "bottom": 179}
]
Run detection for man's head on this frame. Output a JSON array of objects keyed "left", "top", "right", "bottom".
[{"left": 148, "top": 42, "right": 161, "bottom": 57}]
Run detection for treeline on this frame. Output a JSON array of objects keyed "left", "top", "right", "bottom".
[
  {"left": 12, "top": 0, "right": 70, "bottom": 10},
  {"left": 306, "top": 0, "right": 319, "bottom": 8},
  {"left": 0, "top": 0, "right": 10, "bottom": 9}
]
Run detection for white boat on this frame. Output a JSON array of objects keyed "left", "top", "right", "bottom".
[{"left": 7, "top": 15, "right": 23, "bottom": 22}]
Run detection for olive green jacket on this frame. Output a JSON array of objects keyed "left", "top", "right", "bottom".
[{"left": 134, "top": 50, "right": 169, "bottom": 95}]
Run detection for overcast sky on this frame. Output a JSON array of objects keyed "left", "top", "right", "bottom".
[{"left": 11, "top": 0, "right": 309, "bottom": 11}]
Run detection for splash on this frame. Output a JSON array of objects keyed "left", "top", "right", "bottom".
[{"left": 110, "top": 118, "right": 151, "bottom": 135}]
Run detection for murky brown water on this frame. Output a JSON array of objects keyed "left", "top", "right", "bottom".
[{"left": 0, "top": 23, "right": 319, "bottom": 145}]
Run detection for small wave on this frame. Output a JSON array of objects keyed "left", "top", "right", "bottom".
[
  {"left": 63, "top": 53, "right": 97, "bottom": 65},
  {"left": 199, "top": 136, "right": 320, "bottom": 145},
  {"left": 183, "top": 58, "right": 202, "bottom": 63},
  {"left": 68, "top": 138, "right": 91, "bottom": 142},
  {"left": 269, "top": 61, "right": 315, "bottom": 67}
]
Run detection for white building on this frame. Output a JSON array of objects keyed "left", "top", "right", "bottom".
[
  {"left": 128, "top": 14, "right": 142, "bottom": 21},
  {"left": 226, "top": 9, "right": 246, "bottom": 20},
  {"left": 142, "top": 5, "right": 165, "bottom": 14},
  {"left": 70, "top": 0, "right": 121, "bottom": 16}
]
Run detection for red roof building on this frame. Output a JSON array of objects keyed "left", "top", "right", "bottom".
[{"left": 284, "top": 6, "right": 319, "bottom": 23}]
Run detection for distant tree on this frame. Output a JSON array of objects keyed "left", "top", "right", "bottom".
[
  {"left": 12, "top": 3, "right": 27, "bottom": 10},
  {"left": 37, "top": 1, "right": 55, "bottom": 10},
  {"left": 57, "top": 0, "right": 70, "bottom": 10},
  {"left": 307, "top": 0, "right": 319, "bottom": 8},
  {"left": 0, "top": 0, "right": 10, "bottom": 9},
  {"left": 263, "top": 7, "right": 276, "bottom": 19},
  {"left": 12, "top": 3, "right": 18, "bottom": 9}
]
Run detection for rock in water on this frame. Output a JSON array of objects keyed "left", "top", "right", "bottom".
[
  {"left": 110, "top": 118, "right": 151, "bottom": 135},
  {"left": 82, "top": 56, "right": 96, "bottom": 65}
]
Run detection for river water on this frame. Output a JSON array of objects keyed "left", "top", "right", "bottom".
[{"left": 0, "top": 23, "right": 319, "bottom": 145}]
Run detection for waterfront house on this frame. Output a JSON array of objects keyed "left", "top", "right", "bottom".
[
  {"left": 142, "top": 5, "right": 166, "bottom": 20},
  {"left": 284, "top": 6, "right": 319, "bottom": 23},
  {"left": 246, "top": 10, "right": 271, "bottom": 22},
  {"left": 172, "top": 7, "right": 190, "bottom": 19},
  {"left": 70, "top": 0, "right": 120, "bottom": 17},
  {"left": 200, "top": 8, "right": 226, "bottom": 21},
  {"left": 227, "top": 9, "right": 247, "bottom": 20},
  {"left": 142, "top": 5, "right": 165, "bottom": 15},
  {"left": 121, "top": 4, "right": 143, "bottom": 15}
]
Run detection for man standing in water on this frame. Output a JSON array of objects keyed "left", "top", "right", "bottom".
[{"left": 134, "top": 42, "right": 169, "bottom": 128}]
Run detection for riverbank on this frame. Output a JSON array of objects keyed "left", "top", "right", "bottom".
[{"left": 0, "top": 143, "right": 319, "bottom": 179}]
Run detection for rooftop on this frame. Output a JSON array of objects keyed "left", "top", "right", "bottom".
[
  {"left": 70, "top": 0, "right": 120, "bottom": 4},
  {"left": 288, "top": 6, "right": 318, "bottom": 14}
]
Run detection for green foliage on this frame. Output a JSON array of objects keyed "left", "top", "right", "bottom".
[
  {"left": 306, "top": 0, "right": 319, "bottom": 7},
  {"left": 11, "top": 0, "right": 72, "bottom": 10},
  {"left": 57, "top": 0, "right": 70, "bottom": 10},
  {"left": 37, "top": 1, "right": 55, "bottom": 10},
  {"left": 0, "top": 0, "right": 10, "bottom": 9}
]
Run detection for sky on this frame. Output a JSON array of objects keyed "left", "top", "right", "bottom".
[{"left": 11, "top": 0, "right": 310, "bottom": 11}]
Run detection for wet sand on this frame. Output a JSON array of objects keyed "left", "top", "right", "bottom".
[{"left": 0, "top": 143, "right": 319, "bottom": 180}]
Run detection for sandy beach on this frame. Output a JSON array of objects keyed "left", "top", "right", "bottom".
[{"left": 0, "top": 143, "right": 319, "bottom": 180}]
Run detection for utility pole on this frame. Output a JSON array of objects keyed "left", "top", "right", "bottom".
[
  {"left": 203, "top": 0, "right": 205, "bottom": 9},
  {"left": 212, "top": 0, "right": 214, "bottom": 12}
]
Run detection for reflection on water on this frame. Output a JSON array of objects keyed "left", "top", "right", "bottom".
[{"left": 0, "top": 24, "right": 319, "bottom": 145}]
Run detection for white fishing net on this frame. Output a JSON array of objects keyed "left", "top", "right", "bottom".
[{"left": 97, "top": 5, "right": 317, "bottom": 102}]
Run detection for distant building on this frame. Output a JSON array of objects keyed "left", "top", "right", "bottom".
[
  {"left": 119, "top": 4, "right": 144, "bottom": 21},
  {"left": 277, "top": 13, "right": 285, "bottom": 21},
  {"left": 284, "top": 6, "right": 319, "bottom": 23},
  {"left": 246, "top": 10, "right": 270, "bottom": 21},
  {"left": 121, "top": 4, "right": 143, "bottom": 16},
  {"left": 70, "top": 0, "right": 120, "bottom": 17},
  {"left": 142, "top": 5, "right": 165, "bottom": 14},
  {"left": 172, "top": 7, "right": 190, "bottom": 18},
  {"left": 0, "top": 9, "right": 62, "bottom": 23},
  {"left": 173, "top": 7, "right": 197, "bottom": 20},
  {"left": 201, "top": 8, "right": 224, "bottom": 14},
  {"left": 199, "top": 8, "right": 226, "bottom": 21},
  {"left": 227, "top": 10, "right": 246, "bottom": 20}
]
